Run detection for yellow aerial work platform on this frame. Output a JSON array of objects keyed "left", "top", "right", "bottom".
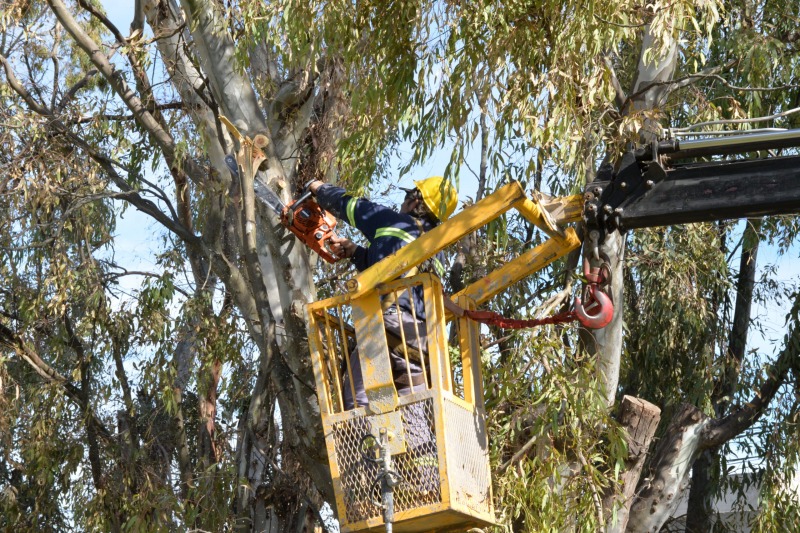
[{"left": 306, "top": 182, "right": 582, "bottom": 532}]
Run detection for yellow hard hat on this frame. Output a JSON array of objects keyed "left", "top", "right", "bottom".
[{"left": 413, "top": 176, "right": 458, "bottom": 221}]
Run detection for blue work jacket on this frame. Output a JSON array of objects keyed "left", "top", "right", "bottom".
[{"left": 315, "top": 184, "right": 446, "bottom": 319}]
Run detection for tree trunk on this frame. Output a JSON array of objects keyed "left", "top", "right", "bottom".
[
  {"left": 580, "top": 232, "right": 625, "bottom": 406},
  {"left": 586, "top": 20, "right": 678, "bottom": 524},
  {"left": 626, "top": 404, "right": 709, "bottom": 533},
  {"left": 685, "top": 450, "right": 714, "bottom": 533},
  {"left": 584, "top": 22, "right": 677, "bottom": 405},
  {"left": 136, "top": 2, "right": 335, "bottom": 529},
  {"left": 605, "top": 396, "right": 661, "bottom": 532}
]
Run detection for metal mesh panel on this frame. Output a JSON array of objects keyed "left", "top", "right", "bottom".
[
  {"left": 331, "top": 398, "right": 442, "bottom": 525},
  {"left": 331, "top": 416, "right": 382, "bottom": 524},
  {"left": 443, "top": 397, "right": 491, "bottom": 514},
  {"left": 393, "top": 399, "right": 442, "bottom": 512}
]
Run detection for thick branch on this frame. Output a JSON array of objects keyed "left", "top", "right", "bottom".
[
  {"left": 111, "top": 342, "right": 136, "bottom": 425},
  {"left": 179, "top": 0, "right": 266, "bottom": 134},
  {"left": 602, "top": 53, "right": 627, "bottom": 110},
  {"left": 77, "top": 0, "right": 168, "bottom": 130},
  {"left": 703, "top": 336, "right": 797, "bottom": 447},
  {"left": 66, "top": 311, "right": 106, "bottom": 493},
  {"left": 142, "top": 0, "right": 216, "bottom": 133},
  {"left": 56, "top": 68, "right": 98, "bottom": 112},
  {"left": 627, "top": 294, "right": 800, "bottom": 531},
  {"left": 206, "top": 250, "right": 264, "bottom": 349},
  {"left": 45, "top": 0, "right": 205, "bottom": 183},
  {"left": 46, "top": 0, "right": 168, "bottom": 144},
  {"left": 142, "top": 0, "right": 239, "bottom": 275},
  {"left": 268, "top": 74, "right": 317, "bottom": 180},
  {"left": 65, "top": 131, "right": 198, "bottom": 244},
  {"left": 65, "top": 102, "right": 188, "bottom": 124},
  {"left": 715, "top": 220, "right": 761, "bottom": 416},
  {"left": 237, "top": 141, "right": 275, "bottom": 347},
  {"left": 624, "top": 60, "right": 738, "bottom": 111},
  {"left": 625, "top": 27, "right": 678, "bottom": 113},
  {"left": 0, "top": 52, "right": 50, "bottom": 115}
]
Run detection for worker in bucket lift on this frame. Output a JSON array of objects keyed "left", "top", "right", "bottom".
[{"left": 307, "top": 176, "right": 461, "bottom": 410}]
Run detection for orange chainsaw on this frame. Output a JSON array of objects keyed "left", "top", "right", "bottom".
[{"left": 224, "top": 154, "right": 341, "bottom": 263}]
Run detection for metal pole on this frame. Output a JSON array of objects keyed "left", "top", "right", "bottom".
[
  {"left": 379, "top": 428, "right": 397, "bottom": 533},
  {"left": 664, "top": 128, "right": 800, "bottom": 160}
]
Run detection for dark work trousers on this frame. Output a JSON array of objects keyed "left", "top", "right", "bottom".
[
  {"left": 342, "top": 308, "right": 428, "bottom": 410},
  {"left": 341, "top": 308, "right": 439, "bottom": 495}
]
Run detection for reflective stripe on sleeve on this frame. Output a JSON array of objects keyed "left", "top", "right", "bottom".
[
  {"left": 346, "top": 197, "right": 358, "bottom": 227},
  {"left": 375, "top": 227, "right": 416, "bottom": 244},
  {"left": 433, "top": 258, "right": 446, "bottom": 278}
]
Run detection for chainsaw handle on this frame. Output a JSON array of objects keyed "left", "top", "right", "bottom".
[
  {"left": 285, "top": 182, "right": 316, "bottom": 218},
  {"left": 303, "top": 179, "right": 318, "bottom": 193},
  {"left": 284, "top": 190, "right": 319, "bottom": 229},
  {"left": 293, "top": 188, "right": 314, "bottom": 206}
]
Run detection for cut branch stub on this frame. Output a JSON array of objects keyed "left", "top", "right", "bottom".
[
  {"left": 618, "top": 395, "right": 661, "bottom": 457},
  {"left": 254, "top": 134, "right": 269, "bottom": 149}
]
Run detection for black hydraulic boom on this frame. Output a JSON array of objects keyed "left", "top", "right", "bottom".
[{"left": 584, "top": 128, "right": 800, "bottom": 241}]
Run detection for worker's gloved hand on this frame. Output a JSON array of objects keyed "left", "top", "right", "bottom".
[
  {"left": 306, "top": 180, "right": 324, "bottom": 195},
  {"left": 328, "top": 235, "right": 357, "bottom": 259}
]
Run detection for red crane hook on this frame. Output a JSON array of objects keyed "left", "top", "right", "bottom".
[
  {"left": 574, "top": 284, "right": 613, "bottom": 329},
  {"left": 573, "top": 255, "right": 614, "bottom": 329}
]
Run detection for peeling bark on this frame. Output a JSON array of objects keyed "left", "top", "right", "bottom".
[
  {"left": 624, "top": 31, "right": 678, "bottom": 115},
  {"left": 592, "top": 19, "right": 680, "bottom": 526},
  {"left": 580, "top": 233, "right": 625, "bottom": 407},
  {"left": 142, "top": 0, "right": 231, "bottom": 172},
  {"left": 584, "top": 22, "right": 677, "bottom": 407},
  {"left": 627, "top": 405, "right": 710, "bottom": 533},
  {"left": 179, "top": 0, "right": 266, "bottom": 133}
]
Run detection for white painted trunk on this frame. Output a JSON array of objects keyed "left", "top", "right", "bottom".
[{"left": 626, "top": 405, "right": 710, "bottom": 532}]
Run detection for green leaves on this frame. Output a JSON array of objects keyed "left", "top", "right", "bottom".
[
  {"left": 486, "top": 332, "right": 623, "bottom": 532},
  {"left": 3, "top": 0, "right": 800, "bottom": 530},
  {"left": 624, "top": 224, "right": 731, "bottom": 405}
]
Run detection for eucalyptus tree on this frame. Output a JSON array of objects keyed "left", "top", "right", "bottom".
[{"left": 2, "top": 0, "right": 800, "bottom": 532}]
